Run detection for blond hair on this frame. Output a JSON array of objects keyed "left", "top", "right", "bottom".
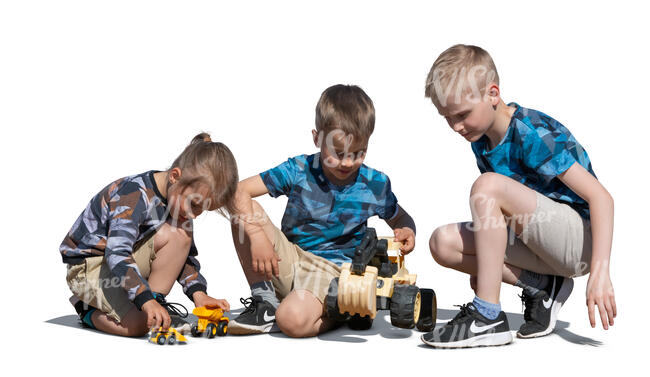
[
  {"left": 425, "top": 44, "right": 499, "bottom": 108},
  {"left": 171, "top": 132, "right": 239, "bottom": 216},
  {"left": 315, "top": 84, "right": 375, "bottom": 143}
]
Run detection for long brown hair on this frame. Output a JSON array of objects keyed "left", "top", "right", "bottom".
[{"left": 170, "top": 132, "right": 239, "bottom": 216}]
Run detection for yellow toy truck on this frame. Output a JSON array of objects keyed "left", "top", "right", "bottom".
[
  {"left": 149, "top": 327, "right": 187, "bottom": 345},
  {"left": 325, "top": 228, "right": 437, "bottom": 331},
  {"left": 191, "top": 306, "right": 229, "bottom": 338}
]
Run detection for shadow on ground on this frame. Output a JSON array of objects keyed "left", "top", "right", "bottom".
[
  {"left": 45, "top": 308, "right": 246, "bottom": 340},
  {"left": 313, "top": 308, "right": 601, "bottom": 346},
  {"left": 46, "top": 307, "right": 601, "bottom": 347}
]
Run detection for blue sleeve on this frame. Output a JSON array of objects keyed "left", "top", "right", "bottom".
[
  {"left": 376, "top": 176, "right": 398, "bottom": 220},
  {"left": 259, "top": 157, "right": 300, "bottom": 198},
  {"left": 522, "top": 128, "right": 577, "bottom": 185}
]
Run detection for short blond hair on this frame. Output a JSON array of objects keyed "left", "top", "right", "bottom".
[{"left": 425, "top": 44, "right": 499, "bottom": 108}]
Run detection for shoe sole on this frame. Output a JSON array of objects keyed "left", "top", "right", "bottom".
[
  {"left": 227, "top": 321, "right": 279, "bottom": 335},
  {"left": 517, "top": 278, "right": 574, "bottom": 339},
  {"left": 421, "top": 331, "right": 513, "bottom": 348}
]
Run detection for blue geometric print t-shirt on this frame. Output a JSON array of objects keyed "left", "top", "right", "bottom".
[
  {"left": 260, "top": 153, "right": 398, "bottom": 265},
  {"left": 471, "top": 103, "right": 596, "bottom": 220}
]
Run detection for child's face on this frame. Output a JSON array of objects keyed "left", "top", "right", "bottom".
[
  {"left": 435, "top": 84, "right": 500, "bottom": 142},
  {"left": 436, "top": 98, "right": 496, "bottom": 142},
  {"left": 167, "top": 181, "right": 214, "bottom": 226},
  {"left": 314, "top": 129, "right": 368, "bottom": 184}
]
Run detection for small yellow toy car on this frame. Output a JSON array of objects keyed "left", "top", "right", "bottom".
[
  {"left": 149, "top": 327, "right": 187, "bottom": 345},
  {"left": 191, "top": 306, "right": 229, "bottom": 338}
]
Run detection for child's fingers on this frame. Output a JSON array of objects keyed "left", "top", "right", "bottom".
[
  {"left": 152, "top": 312, "right": 162, "bottom": 330},
  {"left": 264, "top": 260, "right": 273, "bottom": 280},
  {"left": 162, "top": 311, "right": 171, "bottom": 330},
  {"left": 597, "top": 301, "right": 608, "bottom": 330},
  {"left": 605, "top": 300, "right": 614, "bottom": 326},
  {"left": 221, "top": 300, "right": 231, "bottom": 311},
  {"left": 147, "top": 311, "right": 154, "bottom": 329},
  {"left": 399, "top": 237, "right": 414, "bottom": 253},
  {"left": 587, "top": 299, "right": 596, "bottom": 328},
  {"left": 272, "top": 257, "right": 280, "bottom": 277}
]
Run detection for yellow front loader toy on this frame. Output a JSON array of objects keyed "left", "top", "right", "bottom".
[
  {"left": 191, "top": 306, "right": 229, "bottom": 338},
  {"left": 325, "top": 228, "right": 437, "bottom": 331}
]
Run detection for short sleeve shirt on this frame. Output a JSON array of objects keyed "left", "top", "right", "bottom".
[
  {"left": 260, "top": 153, "right": 398, "bottom": 265},
  {"left": 471, "top": 103, "right": 596, "bottom": 219}
]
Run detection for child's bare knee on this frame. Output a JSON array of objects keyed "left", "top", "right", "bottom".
[
  {"left": 470, "top": 172, "right": 502, "bottom": 199},
  {"left": 429, "top": 226, "right": 457, "bottom": 267},
  {"left": 276, "top": 304, "right": 312, "bottom": 338},
  {"left": 155, "top": 222, "right": 192, "bottom": 251}
]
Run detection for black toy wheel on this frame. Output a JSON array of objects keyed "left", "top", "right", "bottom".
[
  {"left": 389, "top": 284, "right": 421, "bottom": 329},
  {"left": 348, "top": 314, "right": 373, "bottom": 330},
  {"left": 416, "top": 288, "right": 437, "bottom": 332},
  {"left": 167, "top": 335, "right": 176, "bottom": 345},
  {"left": 217, "top": 321, "right": 228, "bottom": 336},
  {"left": 206, "top": 323, "right": 217, "bottom": 339},
  {"left": 325, "top": 278, "right": 348, "bottom": 322},
  {"left": 190, "top": 324, "right": 201, "bottom": 337},
  {"left": 156, "top": 334, "right": 166, "bottom": 345}
]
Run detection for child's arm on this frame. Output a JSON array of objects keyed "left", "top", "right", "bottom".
[
  {"left": 559, "top": 162, "right": 616, "bottom": 330},
  {"left": 104, "top": 186, "right": 172, "bottom": 329},
  {"left": 176, "top": 239, "right": 229, "bottom": 310},
  {"left": 385, "top": 205, "right": 417, "bottom": 254},
  {"left": 233, "top": 174, "right": 280, "bottom": 280}
]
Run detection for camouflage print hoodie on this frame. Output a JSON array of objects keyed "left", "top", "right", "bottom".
[{"left": 60, "top": 170, "right": 207, "bottom": 309}]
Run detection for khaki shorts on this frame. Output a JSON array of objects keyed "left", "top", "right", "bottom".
[
  {"left": 66, "top": 234, "right": 157, "bottom": 323},
  {"left": 269, "top": 226, "right": 341, "bottom": 305},
  {"left": 504, "top": 192, "right": 592, "bottom": 277}
]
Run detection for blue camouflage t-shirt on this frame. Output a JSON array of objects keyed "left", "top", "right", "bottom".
[
  {"left": 260, "top": 153, "right": 398, "bottom": 265},
  {"left": 471, "top": 103, "right": 596, "bottom": 219}
]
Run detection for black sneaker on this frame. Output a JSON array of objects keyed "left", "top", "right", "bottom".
[
  {"left": 421, "top": 303, "right": 513, "bottom": 348},
  {"left": 153, "top": 293, "right": 191, "bottom": 333},
  {"left": 228, "top": 296, "right": 279, "bottom": 335},
  {"left": 70, "top": 295, "right": 96, "bottom": 329},
  {"left": 517, "top": 275, "right": 574, "bottom": 338}
]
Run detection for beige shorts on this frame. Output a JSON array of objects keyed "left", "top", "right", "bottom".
[
  {"left": 269, "top": 226, "right": 341, "bottom": 305},
  {"left": 504, "top": 192, "right": 592, "bottom": 277},
  {"left": 66, "top": 234, "right": 157, "bottom": 323}
]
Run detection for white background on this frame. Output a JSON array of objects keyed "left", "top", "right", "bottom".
[{"left": 1, "top": 1, "right": 647, "bottom": 375}]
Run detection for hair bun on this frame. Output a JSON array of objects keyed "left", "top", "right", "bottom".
[{"left": 191, "top": 132, "right": 212, "bottom": 144}]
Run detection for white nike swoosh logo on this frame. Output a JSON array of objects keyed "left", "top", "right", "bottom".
[
  {"left": 470, "top": 320, "right": 504, "bottom": 334},
  {"left": 543, "top": 278, "right": 556, "bottom": 309},
  {"left": 263, "top": 311, "right": 275, "bottom": 322}
]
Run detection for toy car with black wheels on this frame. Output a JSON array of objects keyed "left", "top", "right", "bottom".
[
  {"left": 190, "top": 306, "right": 229, "bottom": 338},
  {"left": 149, "top": 327, "right": 187, "bottom": 345},
  {"left": 325, "top": 228, "right": 436, "bottom": 332}
]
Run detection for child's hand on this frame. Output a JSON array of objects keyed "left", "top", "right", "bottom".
[
  {"left": 193, "top": 291, "right": 231, "bottom": 311},
  {"left": 251, "top": 242, "right": 281, "bottom": 280},
  {"left": 586, "top": 269, "right": 617, "bottom": 330},
  {"left": 142, "top": 299, "right": 171, "bottom": 330},
  {"left": 394, "top": 227, "right": 415, "bottom": 254}
]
